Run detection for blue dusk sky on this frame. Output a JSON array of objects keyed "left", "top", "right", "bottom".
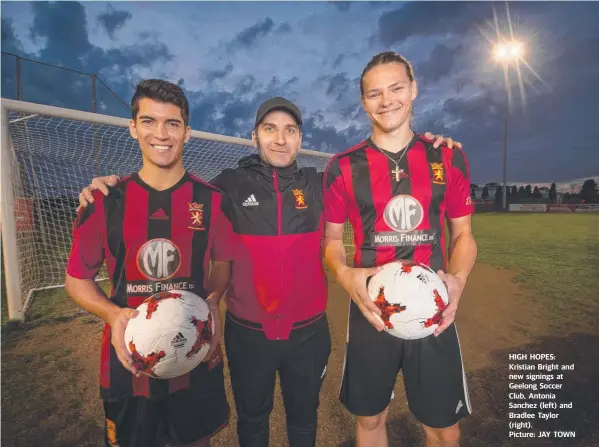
[{"left": 2, "top": 1, "right": 598, "bottom": 184}]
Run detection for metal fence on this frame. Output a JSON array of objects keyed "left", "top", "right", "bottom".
[{"left": 1, "top": 52, "right": 130, "bottom": 116}]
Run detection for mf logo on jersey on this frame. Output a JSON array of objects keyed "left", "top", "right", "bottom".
[
  {"left": 383, "top": 195, "right": 424, "bottom": 233},
  {"left": 137, "top": 239, "right": 181, "bottom": 280}
]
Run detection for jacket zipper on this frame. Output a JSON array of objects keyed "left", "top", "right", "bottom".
[{"left": 273, "top": 169, "right": 283, "bottom": 339}]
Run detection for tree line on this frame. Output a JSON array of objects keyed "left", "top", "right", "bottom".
[{"left": 471, "top": 179, "right": 599, "bottom": 204}]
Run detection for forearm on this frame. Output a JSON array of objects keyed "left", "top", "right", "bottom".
[
  {"left": 65, "top": 274, "right": 120, "bottom": 324},
  {"left": 207, "top": 261, "right": 231, "bottom": 304},
  {"left": 447, "top": 233, "right": 478, "bottom": 282},
  {"left": 323, "top": 237, "right": 350, "bottom": 280}
]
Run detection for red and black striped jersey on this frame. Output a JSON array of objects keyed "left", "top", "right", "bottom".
[
  {"left": 323, "top": 134, "right": 474, "bottom": 272},
  {"left": 66, "top": 172, "right": 232, "bottom": 400}
]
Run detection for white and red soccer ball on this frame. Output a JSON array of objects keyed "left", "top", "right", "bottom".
[
  {"left": 124, "top": 290, "right": 214, "bottom": 379},
  {"left": 367, "top": 260, "right": 449, "bottom": 340}
]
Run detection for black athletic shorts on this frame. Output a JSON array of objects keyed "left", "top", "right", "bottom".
[
  {"left": 103, "top": 353, "right": 229, "bottom": 447},
  {"left": 339, "top": 301, "right": 471, "bottom": 428}
]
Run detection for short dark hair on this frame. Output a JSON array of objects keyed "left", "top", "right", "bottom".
[
  {"left": 131, "top": 79, "right": 190, "bottom": 126},
  {"left": 360, "top": 52, "right": 415, "bottom": 97}
]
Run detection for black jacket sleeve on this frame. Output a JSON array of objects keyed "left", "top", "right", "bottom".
[{"left": 210, "top": 168, "right": 236, "bottom": 222}]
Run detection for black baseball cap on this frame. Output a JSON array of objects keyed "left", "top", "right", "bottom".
[{"left": 255, "top": 97, "right": 302, "bottom": 128}]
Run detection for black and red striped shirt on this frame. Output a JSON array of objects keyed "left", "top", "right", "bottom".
[
  {"left": 66, "top": 172, "right": 232, "bottom": 400},
  {"left": 323, "top": 135, "right": 474, "bottom": 272}
]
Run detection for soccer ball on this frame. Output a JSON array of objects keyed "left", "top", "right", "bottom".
[
  {"left": 124, "top": 290, "right": 214, "bottom": 379},
  {"left": 366, "top": 260, "right": 449, "bottom": 340}
]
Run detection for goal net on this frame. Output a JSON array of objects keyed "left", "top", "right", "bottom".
[{"left": 1, "top": 99, "right": 353, "bottom": 321}]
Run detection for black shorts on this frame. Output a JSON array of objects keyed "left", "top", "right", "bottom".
[
  {"left": 339, "top": 301, "right": 471, "bottom": 429},
  {"left": 103, "top": 357, "right": 229, "bottom": 447}
]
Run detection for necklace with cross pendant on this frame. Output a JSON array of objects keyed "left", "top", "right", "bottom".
[
  {"left": 376, "top": 138, "right": 411, "bottom": 182},
  {"left": 391, "top": 166, "right": 403, "bottom": 182}
]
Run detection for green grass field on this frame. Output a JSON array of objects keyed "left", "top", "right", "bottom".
[{"left": 470, "top": 213, "right": 599, "bottom": 331}]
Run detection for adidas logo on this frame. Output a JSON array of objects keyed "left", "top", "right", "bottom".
[
  {"left": 417, "top": 273, "right": 430, "bottom": 284},
  {"left": 150, "top": 208, "right": 169, "bottom": 220},
  {"left": 242, "top": 194, "right": 259, "bottom": 207},
  {"left": 170, "top": 332, "right": 187, "bottom": 348}
]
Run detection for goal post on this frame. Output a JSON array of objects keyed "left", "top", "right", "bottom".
[
  {"left": 1, "top": 98, "right": 343, "bottom": 321},
  {"left": 2, "top": 103, "right": 24, "bottom": 321}
]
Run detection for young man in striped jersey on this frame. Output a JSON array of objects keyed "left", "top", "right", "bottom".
[
  {"left": 323, "top": 52, "right": 478, "bottom": 447},
  {"left": 65, "top": 79, "right": 231, "bottom": 447}
]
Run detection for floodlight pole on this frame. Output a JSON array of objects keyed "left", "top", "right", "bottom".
[{"left": 502, "top": 64, "right": 509, "bottom": 211}]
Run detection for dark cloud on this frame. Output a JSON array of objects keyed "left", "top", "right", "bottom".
[
  {"left": 98, "top": 5, "right": 132, "bottom": 40},
  {"left": 452, "top": 76, "right": 470, "bottom": 94},
  {"left": 275, "top": 23, "right": 292, "bottom": 34},
  {"left": 1, "top": 19, "right": 22, "bottom": 100},
  {"left": 327, "top": 1, "right": 394, "bottom": 13},
  {"left": 202, "top": 63, "right": 234, "bottom": 83},
  {"left": 329, "top": 1, "right": 351, "bottom": 12},
  {"left": 233, "top": 75, "right": 258, "bottom": 96},
  {"left": 2, "top": 2, "right": 172, "bottom": 117},
  {"left": 377, "top": 2, "right": 597, "bottom": 48},
  {"left": 325, "top": 73, "right": 351, "bottom": 101},
  {"left": 139, "top": 30, "right": 160, "bottom": 40},
  {"left": 27, "top": 1, "right": 172, "bottom": 75},
  {"left": 301, "top": 115, "right": 368, "bottom": 153},
  {"left": 416, "top": 44, "right": 464, "bottom": 85},
  {"left": 227, "top": 18, "right": 275, "bottom": 52},
  {"left": 339, "top": 103, "right": 363, "bottom": 121},
  {"left": 378, "top": 3, "right": 482, "bottom": 46},
  {"left": 186, "top": 76, "right": 303, "bottom": 138},
  {"left": 333, "top": 54, "right": 345, "bottom": 69},
  {"left": 543, "top": 36, "right": 599, "bottom": 81},
  {"left": 1, "top": 18, "right": 23, "bottom": 54},
  {"left": 30, "top": 1, "right": 92, "bottom": 62}
]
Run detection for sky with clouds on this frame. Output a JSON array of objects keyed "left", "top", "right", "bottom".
[{"left": 2, "top": 1, "right": 598, "bottom": 184}]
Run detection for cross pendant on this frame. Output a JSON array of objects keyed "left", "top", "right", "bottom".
[{"left": 391, "top": 167, "right": 401, "bottom": 182}]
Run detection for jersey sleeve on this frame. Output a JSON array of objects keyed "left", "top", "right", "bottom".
[
  {"left": 66, "top": 197, "right": 106, "bottom": 279},
  {"left": 210, "top": 169, "right": 232, "bottom": 193},
  {"left": 211, "top": 193, "right": 236, "bottom": 262},
  {"left": 446, "top": 148, "right": 475, "bottom": 219},
  {"left": 323, "top": 156, "right": 349, "bottom": 224}
]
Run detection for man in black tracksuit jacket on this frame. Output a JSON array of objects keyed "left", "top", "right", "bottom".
[{"left": 210, "top": 98, "right": 331, "bottom": 447}]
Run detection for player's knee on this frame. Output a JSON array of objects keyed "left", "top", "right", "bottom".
[
  {"left": 356, "top": 409, "right": 388, "bottom": 432},
  {"left": 423, "top": 423, "right": 460, "bottom": 444}
]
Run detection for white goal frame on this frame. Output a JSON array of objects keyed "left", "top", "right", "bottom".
[{"left": 1, "top": 99, "right": 336, "bottom": 322}]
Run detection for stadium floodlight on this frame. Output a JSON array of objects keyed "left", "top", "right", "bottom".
[
  {"left": 494, "top": 41, "right": 523, "bottom": 61},
  {"left": 493, "top": 40, "right": 524, "bottom": 211}
]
